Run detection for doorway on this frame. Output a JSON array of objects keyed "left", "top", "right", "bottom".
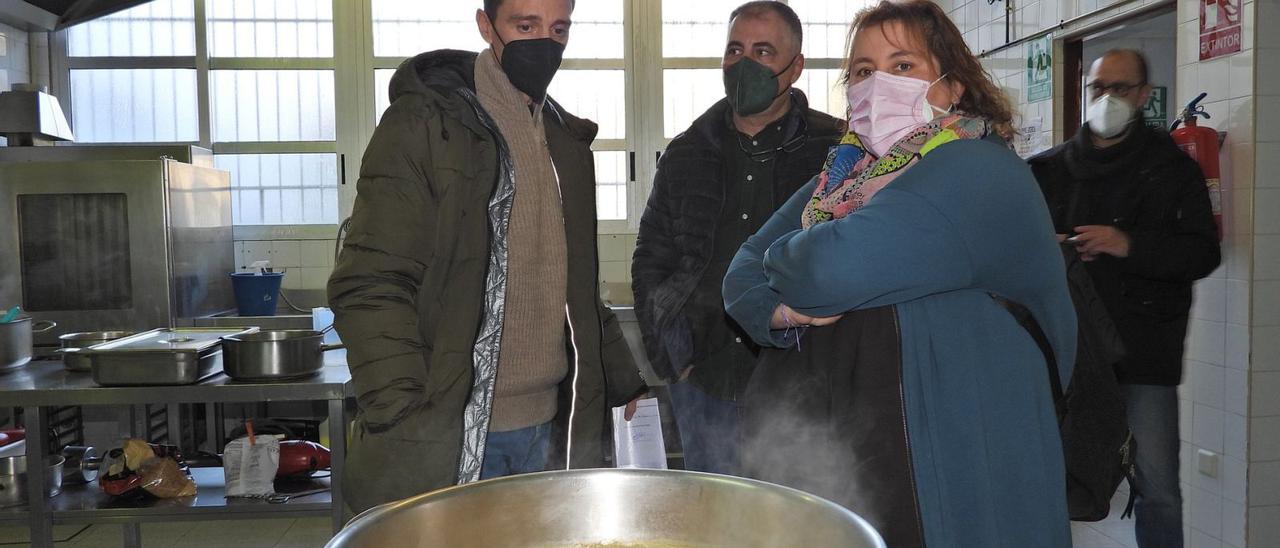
[{"left": 1063, "top": 8, "right": 1178, "bottom": 140}]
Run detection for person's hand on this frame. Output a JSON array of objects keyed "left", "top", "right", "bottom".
[
  {"left": 624, "top": 395, "right": 644, "bottom": 421},
  {"left": 1055, "top": 233, "right": 1070, "bottom": 243},
  {"left": 678, "top": 366, "right": 694, "bottom": 382},
  {"left": 769, "top": 304, "right": 843, "bottom": 329},
  {"left": 1070, "top": 225, "right": 1131, "bottom": 261}
]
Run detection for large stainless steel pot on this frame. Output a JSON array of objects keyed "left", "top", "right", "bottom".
[
  {"left": 221, "top": 329, "right": 344, "bottom": 381},
  {"left": 57, "top": 331, "right": 135, "bottom": 372},
  {"left": 0, "top": 317, "right": 56, "bottom": 371},
  {"left": 0, "top": 455, "right": 65, "bottom": 508},
  {"left": 326, "top": 469, "right": 886, "bottom": 548}
]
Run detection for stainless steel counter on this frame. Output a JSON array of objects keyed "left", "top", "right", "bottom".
[
  {"left": 0, "top": 354, "right": 352, "bottom": 407},
  {"left": 0, "top": 353, "right": 352, "bottom": 548}
]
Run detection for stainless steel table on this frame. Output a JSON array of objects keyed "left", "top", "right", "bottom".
[{"left": 0, "top": 352, "right": 353, "bottom": 548}]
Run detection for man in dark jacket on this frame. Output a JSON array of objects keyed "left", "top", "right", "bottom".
[
  {"left": 631, "top": 1, "right": 843, "bottom": 475},
  {"left": 1030, "top": 49, "right": 1220, "bottom": 548},
  {"left": 329, "top": 0, "right": 646, "bottom": 514}
]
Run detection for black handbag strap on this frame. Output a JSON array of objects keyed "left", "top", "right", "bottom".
[{"left": 991, "top": 295, "right": 1065, "bottom": 417}]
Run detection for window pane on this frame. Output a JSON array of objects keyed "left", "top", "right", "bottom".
[
  {"left": 371, "top": 1, "right": 621, "bottom": 58},
  {"left": 377, "top": 69, "right": 627, "bottom": 138},
  {"left": 371, "top": 1, "right": 485, "bottom": 57},
  {"left": 663, "top": 1, "right": 740, "bottom": 57},
  {"left": 207, "top": 0, "right": 334, "bottom": 57},
  {"left": 788, "top": 0, "right": 875, "bottom": 59},
  {"left": 795, "top": 69, "right": 848, "bottom": 119},
  {"left": 594, "top": 151, "right": 627, "bottom": 221},
  {"left": 375, "top": 69, "right": 395, "bottom": 123},
  {"left": 561, "top": 0, "right": 624, "bottom": 59},
  {"left": 215, "top": 153, "right": 338, "bottom": 225},
  {"left": 68, "top": 0, "right": 195, "bottom": 57},
  {"left": 70, "top": 69, "right": 198, "bottom": 143},
  {"left": 663, "top": 69, "right": 723, "bottom": 138},
  {"left": 549, "top": 70, "right": 625, "bottom": 140},
  {"left": 211, "top": 70, "right": 336, "bottom": 142}
]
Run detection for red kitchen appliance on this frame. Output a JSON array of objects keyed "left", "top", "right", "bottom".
[{"left": 276, "top": 440, "right": 330, "bottom": 478}]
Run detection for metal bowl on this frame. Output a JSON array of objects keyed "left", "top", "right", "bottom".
[
  {"left": 58, "top": 331, "right": 135, "bottom": 372},
  {"left": 0, "top": 455, "right": 65, "bottom": 508},
  {"left": 327, "top": 469, "right": 885, "bottom": 548}
]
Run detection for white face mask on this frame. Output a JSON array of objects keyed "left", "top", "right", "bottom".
[{"left": 1086, "top": 94, "right": 1135, "bottom": 139}]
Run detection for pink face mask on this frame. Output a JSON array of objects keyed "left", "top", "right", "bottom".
[{"left": 846, "top": 71, "right": 951, "bottom": 157}]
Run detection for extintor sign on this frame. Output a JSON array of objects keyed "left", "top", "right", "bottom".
[{"left": 1200, "top": 0, "right": 1242, "bottom": 60}]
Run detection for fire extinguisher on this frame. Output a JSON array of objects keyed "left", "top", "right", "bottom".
[{"left": 1169, "top": 92, "right": 1223, "bottom": 240}]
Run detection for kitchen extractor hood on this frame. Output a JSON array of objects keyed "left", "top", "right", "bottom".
[
  {"left": 0, "top": 0, "right": 152, "bottom": 31},
  {"left": 0, "top": 83, "right": 74, "bottom": 145}
]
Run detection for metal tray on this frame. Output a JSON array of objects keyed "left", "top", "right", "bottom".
[{"left": 85, "top": 328, "right": 259, "bottom": 386}]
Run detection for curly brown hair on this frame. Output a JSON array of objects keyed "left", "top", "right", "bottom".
[{"left": 841, "top": 0, "right": 1015, "bottom": 140}]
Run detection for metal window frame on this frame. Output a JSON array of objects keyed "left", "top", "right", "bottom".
[
  {"left": 49, "top": 0, "right": 858, "bottom": 236},
  {"left": 53, "top": 0, "right": 345, "bottom": 234},
  {"left": 640, "top": 2, "right": 851, "bottom": 227}
]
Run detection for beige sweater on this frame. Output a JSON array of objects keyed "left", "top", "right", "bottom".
[{"left": 474, "top": 50, "right": 569, "bottom": 433}]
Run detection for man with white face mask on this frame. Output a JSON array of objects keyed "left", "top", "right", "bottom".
[{"left": 1030, "top": 49, "right": 1220, "bottom": 548}]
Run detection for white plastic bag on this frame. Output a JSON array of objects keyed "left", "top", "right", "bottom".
[{"left": 223, "top": 435, "right": 280, "bottom": 498}]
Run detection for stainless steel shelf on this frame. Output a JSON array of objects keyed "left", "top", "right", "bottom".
[
  {"left": 1, "top": 468, "right": 331, "bottom": 524},
  {"left": 0, "top": 354, "right": 353, "bottom": 407},
  {"left": 2, "top": 354, "right": 352, "bottom": 548}
]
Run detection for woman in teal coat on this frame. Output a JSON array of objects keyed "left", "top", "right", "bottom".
[{"left": 722, "top": 2, "right": 1076, "bottom": 546}]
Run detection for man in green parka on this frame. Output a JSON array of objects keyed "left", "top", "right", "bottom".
[{"left": 328, "top": 0, "right": 648, "bottom": 513}]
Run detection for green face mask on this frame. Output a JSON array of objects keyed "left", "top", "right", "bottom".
[{"left": 723, "top": 56, "right": 797, "bottom": 116}]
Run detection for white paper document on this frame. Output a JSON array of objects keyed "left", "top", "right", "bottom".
[{"left": 612, "top": 397, "right": 668, "bottom": 470}]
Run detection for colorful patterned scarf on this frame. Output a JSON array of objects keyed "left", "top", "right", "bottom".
[{"left": 801, "top": 114, "right": 991, "bottom": 229}]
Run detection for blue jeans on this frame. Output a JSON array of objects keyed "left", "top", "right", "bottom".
[
  {"left": 1122, "top": 384, "right": 1183, "bottom": 548},
  {"left": 668, "top": 380, "right": 742, "bottom": 475},
  {"left": 480, "top": 422, "right": 552, "bottom": 480}
]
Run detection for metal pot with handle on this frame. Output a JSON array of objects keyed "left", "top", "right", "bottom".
[
  {"left": 327, "top": 469, "right": 886, "bottom": 548},
  {"left": 221, "top": 327, "right": 344, "bottom": 381},
  {"left": 0, "top": 455, "right": 65, "bottom": 508},
  {"left": 0, "top": 317, "right": 57, "bottom": 372}
]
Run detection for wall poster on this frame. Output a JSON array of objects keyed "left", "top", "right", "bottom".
[{"left": 1026, "top": 35, "right": 1053, "bottom": 103}]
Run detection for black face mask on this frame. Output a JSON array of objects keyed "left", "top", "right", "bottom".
[
  {"left": 491, "top": 27, "right": 565, "bottom": 101},
  {"left": 723, "top": 55, "right": 797, "bottom": 116}
]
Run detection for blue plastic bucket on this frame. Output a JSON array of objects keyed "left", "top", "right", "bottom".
[{"left": 230, "top": 272, "right": 284, "bottom": 317}]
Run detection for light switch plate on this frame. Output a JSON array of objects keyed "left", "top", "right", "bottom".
[{"left": 1198, "top": 449, "right": 1220, "bottom": 478}]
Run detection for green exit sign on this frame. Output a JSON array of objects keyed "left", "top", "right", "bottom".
[{"left": 1144, "top": 86, "right": 1168, "bottom": 129}]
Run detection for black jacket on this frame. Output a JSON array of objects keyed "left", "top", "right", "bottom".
[
  {"left": 631, "top": 91, "right": 843, "bottom": 384},
  {"left": 1029, "top": 122, "right": 1220, "bottom": 385}
]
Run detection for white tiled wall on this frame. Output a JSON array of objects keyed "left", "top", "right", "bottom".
[
  {"left": 597, "top": 233, "right": 637, "bottom": 305},
  {"left": 234, "top": 239, "right": 335, "bottom": 291},
  {"left": 949, "top": 0, "right": 1270, "bottom": 544}
]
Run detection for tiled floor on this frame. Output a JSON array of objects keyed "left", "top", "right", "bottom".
[
  {"left": 1070, "top": 486, "right": 1141, "bottom": 548},
  {"left": 1, "top": 486, "right": 1145, "bottom": 547}
]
